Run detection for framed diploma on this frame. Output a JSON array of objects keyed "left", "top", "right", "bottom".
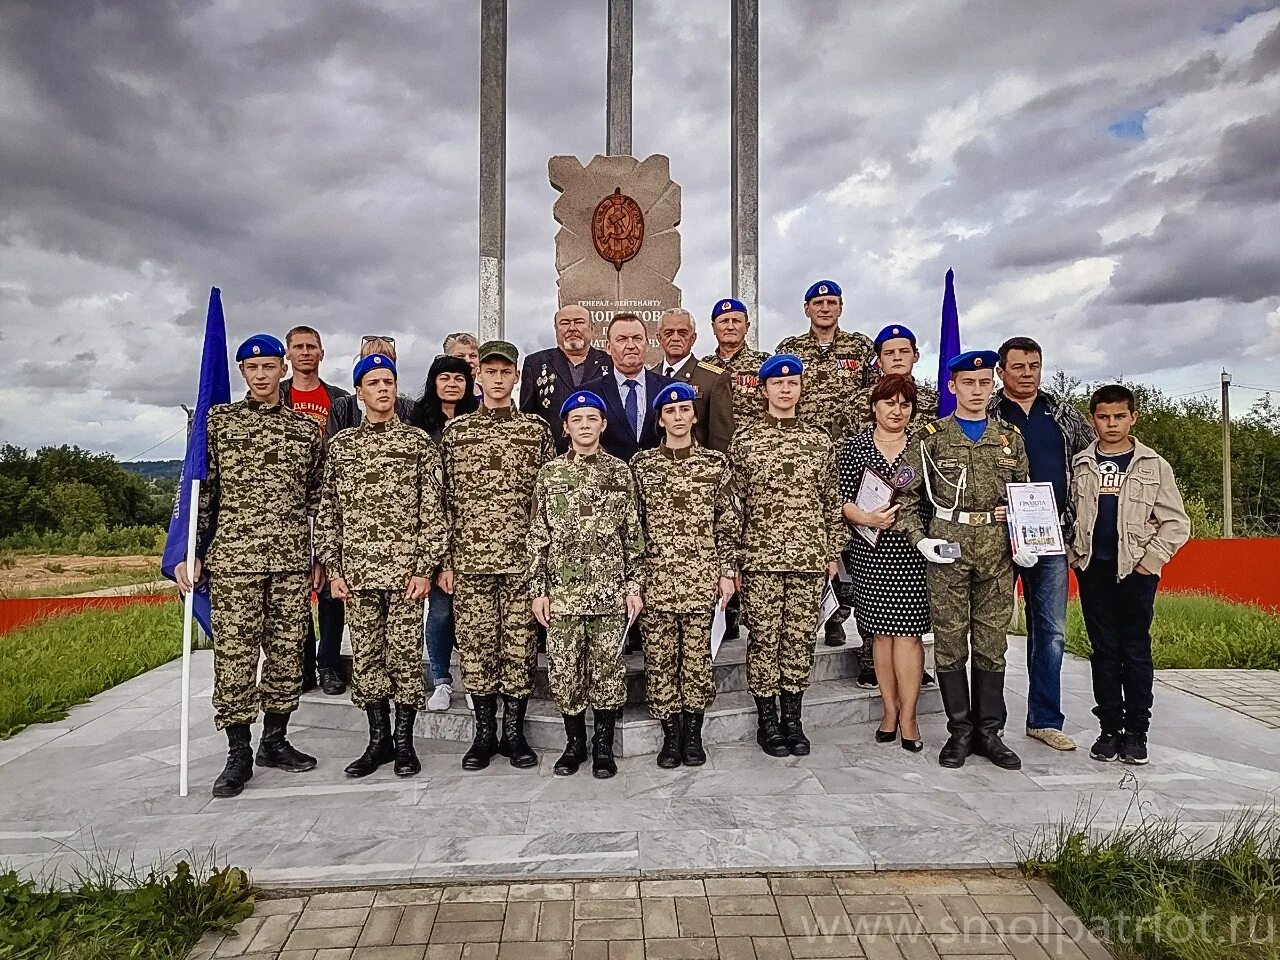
[
  {"left": 1005, "top": 482, "right": 1066, "bottom": 556},
  {"left": 853, "top": 468, "right": 895, "bottom": 547}
]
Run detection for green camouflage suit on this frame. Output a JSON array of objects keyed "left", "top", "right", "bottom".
[
  {"left": 702, "top": 345, "right": 769, "bottom": 429},
  {"left": 197, "top": 398, "right": 324, "bottom": 729},
  {"left": 730, "top": 415, "right": 843, "bottom": 696},
  {"left": 631, "top": 444, "right": 742, "bottom": 718},
  {"left": 441, "top": 405, "right": 555, "bottom": 698},
  {"left": 528, "top": 451, "right": 646, "bottom": 715},
  {"left": 774, "top": 329, "right": 875, "bottom": 441},
  {"left": 315, "top": 417, "right": 447, "bottom": 709},
  {"left": 895, "top": 416, "right": 1029, "bottom": 672}
]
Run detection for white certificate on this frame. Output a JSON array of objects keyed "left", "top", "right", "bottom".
[
  {"left": 853, "top": 468, "right": 895, "bottom": 547},
  {"left": 709, "top": 602, "right": 727, "bottom": 661},
  {"left": 615, "top": 605, "right": 642, "bottom": 655},
  {"left": 1005, "top": 482, "right": 1066, "bottom": 556},
  {"left": 814, "top": 579, "right": 840, "bottom": 642}
]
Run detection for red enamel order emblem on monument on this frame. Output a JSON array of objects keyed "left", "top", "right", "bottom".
[{"left": 592, "top": 187, "right": 645, "bottom": 271}]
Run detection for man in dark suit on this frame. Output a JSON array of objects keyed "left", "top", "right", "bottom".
[
  {"left": 579, "top": 313, "right": 674, "bottom": 463},
  {"left": 519, "top": 304, "right": 612, "bottom": 451},
  {"left": 650, "top": 308, "right": 734, "bottom": 452}
]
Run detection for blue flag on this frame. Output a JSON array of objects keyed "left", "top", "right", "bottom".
[
  {"left": 937, "top": 268, "right": 961, "bottom": 417},
  {"left": 161, "top": 287, "right": 231, "bottom": 639}
]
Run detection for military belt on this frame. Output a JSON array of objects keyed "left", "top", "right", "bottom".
[{"left": 935, "top": 508, "right": 996, "bottom": 526}]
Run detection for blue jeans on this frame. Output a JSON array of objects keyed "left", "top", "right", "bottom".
[
  {"left": 1018, "top": 553, "right": 1068, "bottom": 730},
  {"left": 425, "top": 584, "right": 455, "bottom": 685}
]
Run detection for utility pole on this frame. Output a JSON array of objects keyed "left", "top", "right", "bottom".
[
  {"left": 606, "top": 0, "right": 633, "bottom": 155},
  {"left": 1222, "top": 369, "right": 1233, "bottom": 538}
]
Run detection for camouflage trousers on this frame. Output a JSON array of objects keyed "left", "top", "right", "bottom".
[
  {"left": 927, "top": 526, "right": 1013, "bottom": 673},
  {"left": 209, "top": 571, "right": 309, "bottom": 729},
  {"left": 346, "top": 589, "right": 427, "bottom": 709},
  {"left": 641, "top": 609, "right": 716, "bottom": 718},
  {"left": 546, "top": 614, "right": 627, "bottom": 715},
  {"left": 453, "top": 572, "right": 538, "bottom": 698},
  {"left": 741, "top": 572, "right": 826, "bottom": 696}
]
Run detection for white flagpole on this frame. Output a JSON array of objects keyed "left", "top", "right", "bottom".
[{"left": 179, "top": 477, "right": 200, "bottom": 797}]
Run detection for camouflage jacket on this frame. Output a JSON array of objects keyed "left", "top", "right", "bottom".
[
  {"left": 895, "top": 416, "right": 1030, "bottom": 546},
  {"left": 703, "top": 345, "right": 769, "bottom": 427},
  {"left": 846, "top": 376, "right": 941, "bottom": 439},
  {"left": 314, "top": 417, "right": 447, "bottom": 590},
  {"left": 729, "top": 414, "right": 842, "bottom": 573},
  {"left": 197, "top": 397, "right": 324, "bottom": 574},
  {"left": 440, "top": 405, "right": 555, "bottom": 574},
  {"left": 774, "top": 328, "right": 876, "bottom": 440},
  {"left": 631, "top": 444, "right": 742, "bottom": 613},
  {"left": 528, "top": 450, "right": 645, "bottom": 616}
]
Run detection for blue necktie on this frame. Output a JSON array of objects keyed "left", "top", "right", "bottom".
[{"left": 623, "top": 379, "right": 639, "bottom": 439}]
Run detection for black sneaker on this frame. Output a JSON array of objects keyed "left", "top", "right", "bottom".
[
  {"left": 823, "top": 621, "right": 846, "bottom": 647},
  {"left": 921, "top": 670, "right": 935, "bottom": 687},
  {"left": 319, "top": 668, "right": 347, "bottom": 696},
  {"left": 1089, "top": 732, "right": 1121, "bottom": 762},
  {"left": 1119, "top": 732, "right": 1148, "bottom": 765},
  {"left": 856, "top": 665, "right": 878, "bottom": 689}
]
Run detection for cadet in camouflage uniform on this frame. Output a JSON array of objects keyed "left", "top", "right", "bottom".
[
  {"left": 896, "top": 350, "right": 1037, "bottom": 772},
  {"left": 530, "top": 391, "right": 646, "bottom": 780},
  {"left": 632, "top": 382, "right": 742, "bottom": 768},
  {"left": 316, "top": 353, "right": 447, "bottom": 780},
  {"left": 439, "top": 340, "right": 556, "bottom": 772},
  {"left": 177, "top": 334, "right": 324, "bottom": 799},
  {"left": 730, "top": 354, "right": 843, "bottom": 759}
]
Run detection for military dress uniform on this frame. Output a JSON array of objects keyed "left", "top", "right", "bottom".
[
  {"left": 315, "top": 391, "right": 447, "bottom": 778},
  {"left": 896, "top": 351, "right": 1029, "bottom": 771},
  {"left": 441, "top": 363, "right": 556, "bottom": 771},
  {"left": 730, "top": 355, "right": 843, "bottom": 758},
  {"left": 529, "top": 398, "right": 646, "bottom": 778},
  {"left": 632, "top": 383, "right": 742, "bottom": 767},
  {"left": 649, "top": 354, "right": 735, "bottom": 452},
  {"left": 197, "top": 334, "right": 325, "bottom": 798}
]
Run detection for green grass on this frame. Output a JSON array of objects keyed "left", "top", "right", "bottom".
[
  {"left": 1014, "top": 592, "right": 1280, "bottom": 670},
  {"left": 1023, "top": 797, "right": 1280, "bottom": 960},
  {"left": 0, "top": 602, "right": 187, "bottom": 739},
  {"left": 0, "top": 860, "right": 254, "bottom": 959},
  {"left": 1, "top": 569, "right": 169, "bottom": 599}
]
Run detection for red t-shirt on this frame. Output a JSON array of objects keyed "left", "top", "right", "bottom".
[{"left": 290, "top": 384, "right": 332, "bottom": 429}]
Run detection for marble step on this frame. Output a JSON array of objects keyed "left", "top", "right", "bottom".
[{"left": 300, "top": 675, "right": 943, "bottom": 758}]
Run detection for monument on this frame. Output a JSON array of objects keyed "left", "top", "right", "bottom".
[{"left": 549, "top": 153, "right": 681, "bottom": 357}]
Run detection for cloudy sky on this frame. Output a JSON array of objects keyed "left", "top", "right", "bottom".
[{"left": 2, "top": 0, "right": 1278, "bottom": 459}]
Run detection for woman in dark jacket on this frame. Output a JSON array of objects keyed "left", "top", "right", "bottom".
[{"left": 409, "top": 355, "right": 479, "bottom": 710}]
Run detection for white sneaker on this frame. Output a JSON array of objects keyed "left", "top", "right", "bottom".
[{"left": 428, "top": 684, "right": 453, "bottom": 712}]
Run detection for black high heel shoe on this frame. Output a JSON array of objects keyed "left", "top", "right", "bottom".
[
  {"left": 901, "top": 737, "right": 924, "bottom": 753},
  {"left": 875, "top": 725, "right": 899, "bottom": 743}
]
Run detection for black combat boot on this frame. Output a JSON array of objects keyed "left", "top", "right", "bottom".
[
  {"left": 255, "top": 711, "right": 317, "bottom": 772},
  {"left": 937, "top": 670, "right": 974, "bottom": 769},
  {"left": 779, "top": 690, "right": 811, "bottom": 756},
  {"left": 344, "top": 701, "right": 393, "bottom": 778},
  {"left": 499, "top": 694, "right": 538, "bottom": 769},
  {"left": 681, "top": 711, "right": 707, "bottom": 766},
  {"left": 393, "top": 703, "right": 421, "bottom": 777},
  {"left": 462, "top": 693, "right": 500, "bottom": 771},
  {"left": 591, "top": 708, "right": 619, "bottom": 779},
  {"left": 554, "top": 712, "right": 588, "bottom": 776},
  {"left": 211, "top": 724, "right": 253, "bottom": 798},
  {"left": 971, "top": 667, "right": 1022, "bottom": 770},
  {"left": 754, "top": 695, "right": 789, "bottom": 757},
  {"left": 656, "top": 714, "right": 683, "bottom": 768}
]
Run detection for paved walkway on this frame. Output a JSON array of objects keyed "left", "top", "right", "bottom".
[
  {"left": 188, "top": 873, "right": 1113, "bottom": 960},
  {"left": 2, "top": 643, "right": 1277, "bottom": 888},
  {"left": 1156, "top": 669, "right": 1280, "bottom": 728}
]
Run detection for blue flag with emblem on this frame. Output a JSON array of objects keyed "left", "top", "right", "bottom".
[
  {"left": 937, "top": 268, "right": 961, "bottom": 417},
  {"left": 160, "top": 287, "right": 230, "bottom": 639}
]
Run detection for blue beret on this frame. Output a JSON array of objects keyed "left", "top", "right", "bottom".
[
  {"left": 652, "top": 381, "right": 698, "bottom": 413},
  {"left": 235, "top": 334, "right": 285, "bottom": 362},
  {"left": 353, "top": 353, "right": 397, "bottom": 386},
  {"left": 711, "top": 298, "right": 747, "bottom": 320},
  {"left": 947, "top": 350, "right": 1000, "bottom": 374},
  {"left": 759, "top": 353, "right": 804, "bottom": 382},
  {"left": 804, "top": 280, "right": 841, "bottom": 302},
  {"left": 874, "top": 325, "right": 917, "bottom": 352},
  {"left": 559, "top": 390, "right": 607, "bottom": 418}
]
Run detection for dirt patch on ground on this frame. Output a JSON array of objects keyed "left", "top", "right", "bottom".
[{"left": 0, "top": 555, "right": 160, "bottom": 597}]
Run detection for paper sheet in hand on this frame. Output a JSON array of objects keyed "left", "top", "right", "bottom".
[
  {"left": 1005, "top": 482, "right": 1066, "bottom": 556},
  {"left": 853, "top": 468, "right": 895, "bottom": 546},
  {"left": 814, "top": 580, "right": 839, "bottom": 642},
  {"left": 616, "top": 606, "right": 642, "bottom": 655},
  {"left": 709, "top": 602, "right": 727, "bottom": 660}
]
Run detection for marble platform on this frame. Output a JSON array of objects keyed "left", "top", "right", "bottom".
[
  {"left": 2, "top": 640, "right": 1277, "bottom": 890},
  {"left": 302, "top": 634, "right": 941, "bottom": 756}
]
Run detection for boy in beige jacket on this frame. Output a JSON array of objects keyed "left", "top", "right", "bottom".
[{"left": 1068, "top": 384, "right": 1190, "bottom": 766}]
